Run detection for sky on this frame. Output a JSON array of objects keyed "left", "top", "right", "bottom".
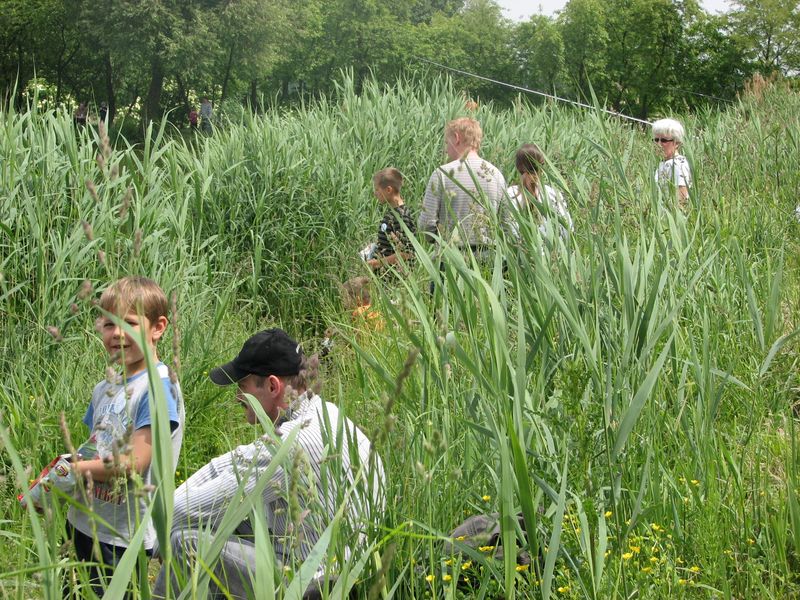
[{"left": 496, "top": 0, "right": 732, "bottom": 20}]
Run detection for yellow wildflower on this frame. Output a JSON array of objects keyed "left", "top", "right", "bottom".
[
  {"left": 515, "top": 564, "right": 529, "bottom": 572},
  {"left": 650, "top": 523, "right": 661, "bottom": 532},
  {"left": 461, "top": 561, "right": 472, "bottom": 570},
  {"left": 678, "top": 578, "right": 688, "bottom": 585},
  {"left": 747, "top": 538, "right": 755, "bottom": 545},
  {"left": 604, "top": 511, "right": 613, "bottom": 518},
  {"left": 478, "top": 545, "right": 495, "bottom": 553},
  {"left": 630, "top": 546, "right": 641, "bottom": 554},
  {"left": 622, "top": 552, "right": 633, "bottom": 560},
  {"left": 482, "top": 494, "right": 491, "bottom": 502},
  {"left": 641, "top": 567, "right": 652, "bottom": 573},
  {"left": 690, "top": 479, "right": 700, "bottom": 486},
  {"left": 443, "top": 574, "right": 452, "bottom": 582},
  {"left": 689, "top": 566, "right": 700, "bottom": 573},
  {"left": 425, "top": 574, "right": 435, "bottom": 583},
  {"left": 557, "top": 586, "right": 570, "bottom": 593},
  {"left": 456, "top": 535, "right": 465, "bottom": 541}
]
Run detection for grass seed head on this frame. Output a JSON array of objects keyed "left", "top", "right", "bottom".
[
  {"left": 81, "top": 220, "right": 94, "bottom": 241},
  {"left": 78, "top": 279, "right": 93, "bottom": 300},
  {"left": 86, "top": 179, "right": 99, "bottom": 202}
]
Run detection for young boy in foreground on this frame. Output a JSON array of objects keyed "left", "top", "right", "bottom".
[
  {"left": 365, "top": 167, "right": 415, "bottom": 272},
  {"left": 33, "top": 276, "right": 185, "bottom": 596}
]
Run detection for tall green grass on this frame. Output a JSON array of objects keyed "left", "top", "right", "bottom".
[{"left": 1, "top": 74, "right": 798, "bottom": 598}]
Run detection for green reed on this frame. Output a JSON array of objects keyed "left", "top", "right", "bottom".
[{"left": 0, "top": 73, "right": 798, "bottom": 597}]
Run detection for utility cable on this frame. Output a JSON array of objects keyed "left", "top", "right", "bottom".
[{"left": 413, "top": 56, "right": 653, "bottom": 126}]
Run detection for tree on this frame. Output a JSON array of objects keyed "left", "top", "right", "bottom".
[
  {"left": 559, "top": 0, "right": 609, "bottom": 102},
  {"left": 413, "top": 0, "right": 516, "bottom": 102},
  {"left": 603, "top": 0, "right": 686, "bottom": 118},
  {"left": 210, "top": 0, "right": 291, "bottom": 104},
  {"left": 680, "top": 12, "right": 752, "bottom": 105},
  {"left": 513, "top": 15, "right": 564, "bottom": 96},
  {"left": 728, "top": 0, "right": 800, "bottom": 75}
]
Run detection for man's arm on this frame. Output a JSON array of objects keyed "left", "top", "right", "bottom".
[
  {"left": 367, "top": 252, "right": 413, "bottom": 270},
  {"left": 171, "top": 443, "right": 285, "bottom": 533},
  {"left": 171, "top": 451, "right": 240, "bottom": 532}
]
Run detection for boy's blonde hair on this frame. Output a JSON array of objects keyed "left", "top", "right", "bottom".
[
  {"left": 99, "top": 276, "right": 169, "bottom": 324},
  {"left": 373, "top": 167, "right": 403, "bottom": 192},
  {"left": 445, "top": 117, "right": 483, "bottom": 150}
]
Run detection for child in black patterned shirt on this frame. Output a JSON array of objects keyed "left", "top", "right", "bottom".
[{"left": 366, "top": 167, "right": 415, "bottom": 272}]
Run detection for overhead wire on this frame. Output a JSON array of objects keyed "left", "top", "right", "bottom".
[{"left": 413, "top": 56, "right": 654, "bottom": 126}]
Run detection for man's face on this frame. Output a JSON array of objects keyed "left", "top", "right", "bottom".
[{"left": 236, "top": 375, "right": 284, "bottom": 425}]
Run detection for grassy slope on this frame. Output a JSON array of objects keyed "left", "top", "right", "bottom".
[{"left": 0, "top": 75, "right": 799, "bottom": 598}]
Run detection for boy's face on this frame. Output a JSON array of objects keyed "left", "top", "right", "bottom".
[
  {"left": 99, "top": 311, "right": 167, "bottom": 376},
  {"left": 373, "top": 182, "right": 393, "bottom": 204}
]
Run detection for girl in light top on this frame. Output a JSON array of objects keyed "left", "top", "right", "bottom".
[
  {"left": 652, "top": 118, "right": 692, "bottom": 205},
  {"left": 506, "top": 143, "right": 572, "bottom": 240}
]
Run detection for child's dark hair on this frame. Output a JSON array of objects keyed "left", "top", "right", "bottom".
[
  {"left": 373, "top": 167, "right": 403, "bottom": 192},
  {"left": 515, "top": 143, "right": 546, "bottom": 176}
]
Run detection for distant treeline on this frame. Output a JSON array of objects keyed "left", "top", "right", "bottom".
[{"left": 2, "top": 0, "right": 797, "bottom": 123}]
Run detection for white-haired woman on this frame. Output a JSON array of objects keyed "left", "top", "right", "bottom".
[{"left": 652, "top": 118, "right": 691, "bottom": 205}]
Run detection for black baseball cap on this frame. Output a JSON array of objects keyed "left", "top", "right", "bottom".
[{"left": 209, "top": 328, "right": 303, "bottom": 385}]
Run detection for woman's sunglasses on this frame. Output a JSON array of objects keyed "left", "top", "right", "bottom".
[{"left": 653, "top": 137, "right": 674, "bottom": 143}]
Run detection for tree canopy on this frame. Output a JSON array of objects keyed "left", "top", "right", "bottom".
[{"left": 1, "top": 0, "right": 795, "bottom": 124}]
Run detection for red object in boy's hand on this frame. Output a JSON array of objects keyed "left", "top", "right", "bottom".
[{"left": 18, "top": 455, "right": 77, "bottom": 509}]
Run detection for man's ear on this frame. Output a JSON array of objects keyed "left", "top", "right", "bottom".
[{"left": 267, "top": 374, "right": 283, "bottom": 396}]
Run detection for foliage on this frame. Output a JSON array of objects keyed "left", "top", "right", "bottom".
[
  {"left": 1, "top": 73, "right": 799, "bottom": 598},
  {"left": 3, "top": 0, "right": 797, "bottom": 126}
]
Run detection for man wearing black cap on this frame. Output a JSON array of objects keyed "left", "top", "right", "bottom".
[{"left": 153, "top": 328, "right": 384, "bottom": 599}]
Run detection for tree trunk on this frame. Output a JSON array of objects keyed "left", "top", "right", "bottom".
[
  {"left": 220, "top": 43, "right": 235, "bottom": 102},
  {"left": 249, "top": 79, "right": 259, "bottom": 112},
  {"left": 142, "top": 54, "right": 164, "bottom": 124},
  {"left": 104, "top": 51, "right": 115, "bottom": 124}
]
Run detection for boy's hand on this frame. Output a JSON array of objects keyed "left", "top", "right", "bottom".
[{"left": 19, "top": 455, "right": 78, "bottom": 509}]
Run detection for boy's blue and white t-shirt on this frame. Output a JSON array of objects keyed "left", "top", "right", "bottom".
[{"left": 67, "top": 362, "right": 184, "bottom": 550}]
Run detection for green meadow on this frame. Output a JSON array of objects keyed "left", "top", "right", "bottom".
[{"left": 1, "top": 75, "right": 799, "bottom": 598}]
